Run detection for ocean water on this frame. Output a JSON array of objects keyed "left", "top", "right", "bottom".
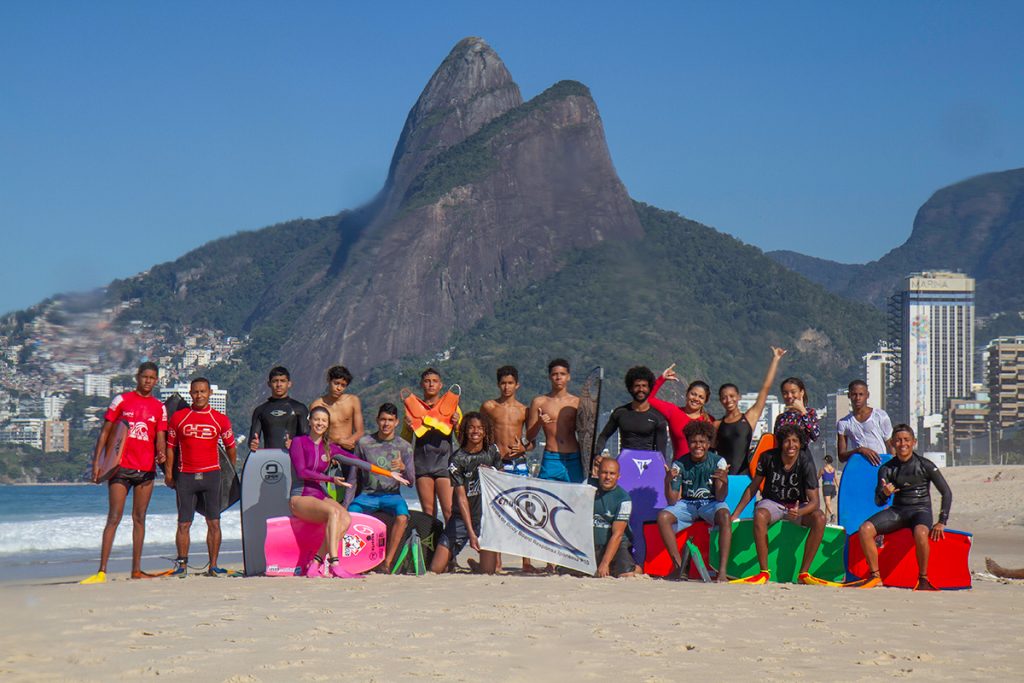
[{"left": 0, "top": 484, "right": 242, "bottom": 580}]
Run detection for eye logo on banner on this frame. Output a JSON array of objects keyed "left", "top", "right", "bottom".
[{"left": 490, "top": 485, "right": 584, "bottom": 558}]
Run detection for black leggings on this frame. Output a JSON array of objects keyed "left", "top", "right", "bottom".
[
  {"left": 866, "top": 505, "right": 932, "bottom": 535},
  {"left": 176, "top": 471, "right": 222, "bottom": 522}
]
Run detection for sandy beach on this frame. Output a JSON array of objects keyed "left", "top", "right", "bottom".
[{"left": 2, "top": 465, "right": 1023, "bottom": 682}]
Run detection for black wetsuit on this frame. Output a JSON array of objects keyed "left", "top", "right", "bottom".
[
  {"left": 595, "top": 403, "right": 669, "bottom": 462},
  {"left": 715, "top": 415, "right": 753, "bottom": 475},
  {"left": 868, "top": 453, "right": 951, "bottom": 533},
  {"left": 248, "top": 397, "right": 309, "bottom": 450}
]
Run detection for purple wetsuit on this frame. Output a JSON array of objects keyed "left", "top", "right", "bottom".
[{"left": 288, "top": 435, "right": 380, "bottom": 500}]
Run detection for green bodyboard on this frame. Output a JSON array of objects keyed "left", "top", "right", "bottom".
[{"left": 710, "top": 520, "right": 846, "bottom": 583}]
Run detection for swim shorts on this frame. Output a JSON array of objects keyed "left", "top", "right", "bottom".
[
  {"left": 176, "top": 470, "right": 222, "bottom": 522},
  {"left": 822, "top": 484, "right": 837, "bottom": 497},
  {"left": 755, "top": 499, "right": 800, "bottom": 524},
  {"left": 540, "top": 451, "right": 583, "bottom": 483},
  {"left": 502, "top": 456, "right": 530, "bottom": 477},
  {"left": 865, "top": 505, "right": 933, "bottom": 535},
  {"left": 438, "top": 510, "right": 482, "bottom": 558},
  {"left": 109, "top": 468, "right": 155, "bottom": 489},
  {"left": 348, "top": 492, "right": 409, "bottom": 517},
  {"left": 663, "top": 499, "right": 730, "bottom": 531}
]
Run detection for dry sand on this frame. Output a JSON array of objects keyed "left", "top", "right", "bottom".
[{"left": 2, "top": 465, "right": 1023, "bottom": 682}]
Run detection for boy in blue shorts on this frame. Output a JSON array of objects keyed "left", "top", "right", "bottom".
[
  {"left": 345, "top": 403, "right": 415, "bottom": 572},
  {"left": 656, "top": 421, "right": 732, "bottom": 582}
]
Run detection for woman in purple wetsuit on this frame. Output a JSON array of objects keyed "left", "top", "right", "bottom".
[{"left": 289, "top": 406, "right": 408, "bottom": 578}]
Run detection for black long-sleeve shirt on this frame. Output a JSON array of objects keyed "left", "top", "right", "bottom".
[{"left": 595, "top": 403, "right": 669, "bottom": 462}]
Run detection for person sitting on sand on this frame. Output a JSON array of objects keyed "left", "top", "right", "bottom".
[
  {"left": 853, "top": 424, "right": 952, "bottom": 591},
  {"left": 431, "top": 412, "right": 502, "bottom": 574},
  {"left": 656, "top": 421, "right": 731, "bottom": 582},
  {"left": 985, "top": 557, "right": 1024, "bottom": 579},
  {"left": 730, "top": 424, "right": 828, "bottom": 585},
  {"left": 344, "top": 403, "right": 415, "bottom": 573},
  {"left": 290, "top": 406, "right": 408, "bottom": 579},
  {"left": 591, "top": 457, "right": 636, "bottom": 578}
]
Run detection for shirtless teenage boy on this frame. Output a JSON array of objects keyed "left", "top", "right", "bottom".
[
  {"left": 481, "top": 365, "right": 533, "bottom": 476},
  {"left": 309, "top": 365, "right": 364, "bottom": 451},
  {"left": 526, "top": 359, "right": 583, "bottom": 483}
]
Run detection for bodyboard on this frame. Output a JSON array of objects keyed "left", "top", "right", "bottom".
[
  {"left": 846, "top": 528, "right": 972, "bottom": 589},
  {"left": 195, "top": 446, "right": 241, "bottom": 517},
  {"left": 264, "top": 513, "right": 387, "bottom": 576},
  {"left": 837, "top": 453, "right": 889, "bottom": 533},
  {"left": 575, "top": 366, "right": 604, "bottom": 481},
  {"left": 641, "top": 520, "right": 710, "bottom": 580},
  {"left": 240, "top": 448, "right": 293, "bottom": 575},
  {"left": 94, "top": 419, "right": 129, "bottom": 483},
  {"left": 710, "top": 519, "right": 846, "bottom": 583},
  {"left": 617, "top": 449, "right": 668, "bottom": 564},
  {"left": 725, "top": 475, "right": 757, "bottom": 519},
  {"left": 748, "top": 433, "right": 775, "bottom": 486}
]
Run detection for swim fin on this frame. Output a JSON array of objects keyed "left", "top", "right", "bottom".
[
  {"left": 402, "top": 389, "right": 432, "bottom": 437},
  {"left": 79, "top": 571, "right": 107, "bottom": 585},
  {"left": 685, "top": 539, "right": 712, "bottom": 583},
  {"left": 424, "top": 385, "right": 461, "bottom": 435}
]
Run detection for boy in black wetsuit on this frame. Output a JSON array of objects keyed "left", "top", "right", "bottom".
[
  {"left": 595, "top": 366, "right": 669, "bottom": 468},
  {"left": 248, "top": 366, "right": 309, "bottom": 451},
  {"left": 854, "top": 423, "right": 952, "bottom": 591}
]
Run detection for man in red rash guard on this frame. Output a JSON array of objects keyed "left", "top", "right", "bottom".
[
  {"left": 81, "top": 362, "right": 168, "bottom": 584},
  {"left": 165, "top": 377, "right": 237, "bottom": 577}
]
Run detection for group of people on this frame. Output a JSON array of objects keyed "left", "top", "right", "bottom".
[{"left": 80, "top": 348, "right": 956, "bottom": 590}]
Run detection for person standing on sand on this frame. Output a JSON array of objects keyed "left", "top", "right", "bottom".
[
  {"left": 430, "top": 412, "right": 502, "bottom": 574},
  {"left": 309, "top": 365, "right": 365, "bottom": 451},
  {"left": 402, "top": 367, "right": 462, "bottom": 521},
  {"left": 248, "top": 366, "right": 309, "bottom": 451},
  {"left": 774, "top": 377, "right": 819, "bottom": 460},
  {"left": 165, "top": 377, "right": 237, "bottom": 577},
  {"left": 715, "top": 346, "right": 787, "bottom": 475},
  {"left": 656, "top": 421, "right": 731, "bottom": 582},
  {"left": 837, "top": 380, "right": 892, "bottom": 465},
  {"left": 594, "top": 366, "right": 669, "bottom": 466},
  {"left": 730, "top": 424, "right": 828, "bottom": 586},
  {"left": 591, "top": 458, "right": 636, "bottom": 578},
  {"left": 648, "top": 364, "right": 716, "bottom": 460},
  {"left": 819, "top": 455, "right": 839, "bottom": 524},
  {"left": 526, "top": 359, "right": 583, "bottom": 482},
  {"left": 81, "top": 362, "right": 168, "bottom": 584},
  {"left": 852, "top": 424, "right": 952, "bottom": 591}
]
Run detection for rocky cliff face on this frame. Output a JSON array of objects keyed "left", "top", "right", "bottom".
[
  {"left": 768, "top": 167, "right": 1024, "bottom": 314},
  {"left": 280, "top": 44, "right": 642, "bottom": 395}
]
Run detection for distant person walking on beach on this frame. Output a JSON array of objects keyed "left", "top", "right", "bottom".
[
  {"left": 81, "top": 362, "right": 168, "bottom": 584},
  {"left": 819, "top": 455, "right": 838, "bottom": 524},
  {"left": 837, "top": 380, "right": 892, "bottom": 465},
  {"left": 715, "top": 346, "right": 787, "bottom": 475}
]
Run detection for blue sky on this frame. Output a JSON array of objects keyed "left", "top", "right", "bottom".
[{"left": 2, "top": 2, "right": 1021, "bottom": 315}]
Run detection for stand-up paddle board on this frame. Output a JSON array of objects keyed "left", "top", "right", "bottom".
[
  {"left": 837, "top": 453, "right": 889, "bottom": 534},
  {"left": 617, "top": 449, "right": 668, "bottom": 564},
  {"left": 264, "top": 513, "right": 388, "bottom": 576},
  {"left": 241, "top": 448, "right": 293, "bottom": 576},
  {"left": 710, "top": 519, "right": 846, "bottom": 583},
  {"left": 642, "top": 520, "right": 710, "bottom": 579},
  {"left": 575, "top": 366, "right": 604, "bottom": 481},
  {"left": 93, "top": 419, "right": 129, "bottom": 483},
  {"left": 846, "top": 528, "right": 972, "bottom": 589}
]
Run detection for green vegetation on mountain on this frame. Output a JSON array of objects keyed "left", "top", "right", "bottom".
[{"left": 358, "top": 202, "right": 886, "bottom": 413}]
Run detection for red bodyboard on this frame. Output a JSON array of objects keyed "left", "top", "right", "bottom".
[
  {"left": 642, "top": 520, "right": 711, "bottom": 580},
  {"left": 846, "top": 528, "right": 972, "bottom": 589}
]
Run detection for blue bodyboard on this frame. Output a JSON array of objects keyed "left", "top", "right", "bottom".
[{"left": 837, "top": 453, "right": 890, "bottom": 533}]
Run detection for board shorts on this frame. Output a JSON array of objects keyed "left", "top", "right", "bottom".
[
  {"left": 756, "top": 499, "right": 802, "bottom": 524},
  {"left": 822, "top": 484, "right": 837, "bottom": 497},
  {"left": 663, "top": 499, "right": 730, "bottom": 531},
  {"left": 177, "top": 470, "right": 222, "bottom": 522},
  {"left": 439, "top": 506, "right": 482, "bottom": 557},
  {"left": 595, "top": 540, "right": 636, "bottom": 577},
  {"left": 109, "top": 468, "right": 155, "bottom": 489},
  {"left": 540, "top": 451, "right": 583, "bottom": 483},
  {"left": 865, "top": 505, "right": 933, "bottom": 535},
  {"left": 502, "top": 456, "right": 529, "bottom": 477},
  {"left": 348, "top": 492, "right": 409, "bottom": 517}
]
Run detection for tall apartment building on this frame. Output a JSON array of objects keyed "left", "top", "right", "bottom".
[
  {"left": 159, "top": 383, "right": 228, "bottom": 414},
  {"left": 84, "top": 373, "right": 112, "bottom": 398},
  {"left": 43, "top": 420, "right": 71, "bottom": 453},
  {"left": 893, "top": 272, "right": 975, "bottom": 440},
  {"left": 986, "top": 336, "right": 1024, "bottom": 429},
  {"left": 863, "top": 344, "right": 894, "bottom": 411}
]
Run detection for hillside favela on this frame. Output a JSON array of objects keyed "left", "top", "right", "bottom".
[{"left": 2, "top": 5, "right": 1024, "bottom": 682}]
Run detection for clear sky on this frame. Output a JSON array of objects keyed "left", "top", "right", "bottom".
[{"left": 2, "top": 2, "right": 1021, "bottom": 315}]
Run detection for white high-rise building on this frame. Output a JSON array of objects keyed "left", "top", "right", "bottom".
[
  {"left": 160, "top": 383, "right": 228, "bottom": 414},
  {"left": 863, "top": 344, "right": 894, "bottom": 411},
  {"left": 900, "top": 271, "right": 975, "bottom": 438},
  {"left": 84, "top": 373, "right": 112, "bottom": 398}
]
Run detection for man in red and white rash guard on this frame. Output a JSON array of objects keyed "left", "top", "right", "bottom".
[
  {"left": 81, "top": 362, "right": 168, "bottom": 584},
  {"left": 166, "top": 377, "right": 236, "bottom": 576}
]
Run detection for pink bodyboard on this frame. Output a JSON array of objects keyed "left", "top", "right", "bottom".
[{"left": 264, "top": 513, "right": 387, "bottom": 576}]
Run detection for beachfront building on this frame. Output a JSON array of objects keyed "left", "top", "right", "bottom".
[
  {"left": 824, "top": 390, "right": 853, "bottom": 458},
  {"left": 946, "top": 395, "right": 991, "bottom": 465},
  {"left": 0, "top": 418, "right": 44, "bottom": 450},
  {"left": 738, "top": 392, "right": 785, "bottom": 441},
  {"left": 863, "top": 343, "right": 894, "bottom": 411},
  {"left": 159, "top": 383, "right": 228, "bottom": 413},
  {"left": 84, "top": 373, "right": 112, "bottom": 398},
  {"left": 986, "top": 336, "right": 1024, "bottom": 430},
  {"left": 894, "top": 271, "right": 975, "bottom": 445},
  {"left": 43, "top": 420, "right": 70, "bottom": 453}
]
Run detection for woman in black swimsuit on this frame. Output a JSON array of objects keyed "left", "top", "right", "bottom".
[{"left": 714, "top": 347, "right": 787, "bottom": 475}]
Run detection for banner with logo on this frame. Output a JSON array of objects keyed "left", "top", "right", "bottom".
[{"left": 478, "top": 468, "right": 596, "bottom": 575}]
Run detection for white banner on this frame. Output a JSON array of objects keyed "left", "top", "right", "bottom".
[{"left": 479, "top": 468, "right": 596, "bottom": 575}]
